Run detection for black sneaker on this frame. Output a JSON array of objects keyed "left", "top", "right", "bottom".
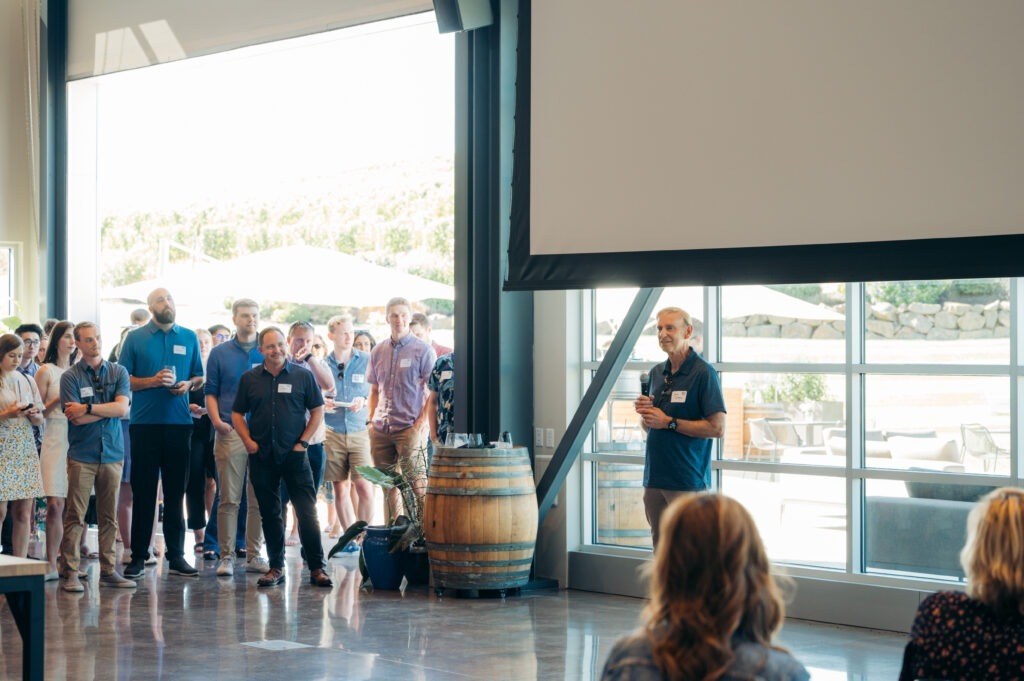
[
  {"left": 124, "top": 561, "right": 145, "bottom": 580},
  {"left": 168, "top": 560, "right": 199, "bottom": 577}
]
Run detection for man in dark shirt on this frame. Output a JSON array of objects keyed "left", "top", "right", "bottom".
[{"left": 232, "top": 327, "right": 332, "bottom": 588}]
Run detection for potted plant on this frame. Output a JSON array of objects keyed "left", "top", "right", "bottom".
[{"left": 327, "top": 445, "right": 429, "bottom": 589}]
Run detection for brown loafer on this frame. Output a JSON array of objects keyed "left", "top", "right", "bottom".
[
  {"left": 309, "top": 568, "right": 333, "bottom": 588},
  {"left": 257, "top": 567, "right": 285, "bottom": 587}
]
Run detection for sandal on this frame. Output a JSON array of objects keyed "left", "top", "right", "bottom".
[
  {"left": 194, "top": 543, "right": 204, "bottom": 554},
  {"left": 284, "top": 536, "right": 300, "bottom": 547}
]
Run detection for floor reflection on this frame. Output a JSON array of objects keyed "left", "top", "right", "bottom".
[{"left": 1, "top": 543, "right": 906, "bottom": 680}]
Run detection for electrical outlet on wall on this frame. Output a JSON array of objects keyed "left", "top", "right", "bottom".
[
  {"left": 544, "top": 428, "right": 555, "bottom": 448},
  {"left": 535, "top": 428, "right": 544, "bottom": 447}
]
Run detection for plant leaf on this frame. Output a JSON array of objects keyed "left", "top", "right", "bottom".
[
  {"left": 327, "top": 520, "right": 367, "bottom": 559},
  {"left": 354, "top": 465, "right": 398, "bottom": 489}
]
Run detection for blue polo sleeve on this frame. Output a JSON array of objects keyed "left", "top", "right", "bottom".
[
  {"left": 699, "top": 367, "right": 727, "bottom": 416},
  {"left": 204, "top": 346, "right": 222, "bottom": 396},
  {"left": 59, "top": 368, "right": 79, "bottom": 410},
  {"left": 114, "top": 364, "right": 131, "bottom": 400}
]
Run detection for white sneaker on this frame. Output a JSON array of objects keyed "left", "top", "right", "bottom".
[
  {"left": 246, "top": 556, "right": 271, "bottom": 574},
  {"left": 216, "top": 557, "right": 234, "bottom": 577},
  {"left": 100, "top": 572, "right": 138, "bottom": 589}
]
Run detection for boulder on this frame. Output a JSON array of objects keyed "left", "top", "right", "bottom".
[
  {"left": 745, "top": 314, "right": 769, "bottom": 327},
  {"left": 723, "top": 322, "right": 747, "bottom": 337},
  {"left": 994, "top": 326, "right": 1010, "bottom": 339},
  {"left": 895, "top": 326, "right": 925, "bottom": 340},
  {"left": 908, "top": 302, "right": 941, "bottom": 314},
  {"left": 943, "top": 302, "right": 971, "bottom": 316},
  {"left": 768, "top": 315, "right": 796, "bottom": 326},
  {"left": 898, "top": 312, "right": 933, "bottom": 334},
  {"left": 832, "top": 320, "right": 846, "bottom": 334},
  {"left": 957, "top": 312, "right": 985, "bottom": 331},
  {"left": 812, "top": 324, "right": 843, "bottom": 340},
  {"left": 983, "top": 300, "right": 1001, "bottom": 312},
  {"left": 870, "top": 302, "right": 899, "bottom": 322},
  {"left": 1000, "top": 300, "right": 1010, "bottom": 311},
  {"left": 983, "top": 309, "right": 998, "bottom": 329},
  {"left": 746, "top": 324, "right": 780, "bottom": 338},
  {"left": 780, "top": 322, "right": 813, "bottom": 339},
  {"left": 998, "top": 311, "right": 1010, "bottom": 327},
  {"left": 933, "top": 311, "right": 959, "bottom": 330},
  {"left": 926, "top": 328, "right": 960, "bottom": 341},
  {"left": 959, "top": 330, "right": 993, "bottom": 340},
  {"left": 866, "top": 320, "right": 897, "bottom": 338}
]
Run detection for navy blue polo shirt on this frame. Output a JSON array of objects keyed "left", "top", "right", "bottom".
[
  {"left": 643, "top": 351, "right": 726, "bottom": 491},
  {"left": 60, "top": 360, "right": 131, "bottom": 464},
  {"left": 233, "top": 362, "right": 324, "bottom": 461},
  {"left": 204, "top": 337, "right": 264, "bottom": 423},
  {"left": 118, "top": 321, "right": 204, "bottom": 425}
]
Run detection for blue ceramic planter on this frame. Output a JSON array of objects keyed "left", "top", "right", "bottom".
[{"left": 362, "top": 526, "right": 404, "bottom": 590}]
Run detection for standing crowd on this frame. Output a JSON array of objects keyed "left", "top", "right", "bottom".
[{"left": 0, "top": 289, "right": 454, "bottom": 592}]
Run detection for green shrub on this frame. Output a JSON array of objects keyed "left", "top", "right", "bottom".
[{"left": 867, "top": 281, "right": 949, "bottom": 307}]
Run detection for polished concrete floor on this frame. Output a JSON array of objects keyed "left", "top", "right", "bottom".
[{"left": 1, "top": 536, "right": 908, "bottom": 681}]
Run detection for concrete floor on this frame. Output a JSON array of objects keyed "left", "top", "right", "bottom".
[{"left": 1, "top": 540, "right": 907, "bottom": 680}]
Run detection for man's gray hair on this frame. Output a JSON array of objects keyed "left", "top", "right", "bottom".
[{"left": 656, "top": 307, "right": 693, "bottom": 328}]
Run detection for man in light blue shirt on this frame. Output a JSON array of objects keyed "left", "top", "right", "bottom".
[{"left": 323, "top": 314, "right": 374, "bottom": 532}]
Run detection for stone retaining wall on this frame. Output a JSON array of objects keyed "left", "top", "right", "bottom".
[{"left": 724, "top": 300, "right": 1011, "bottom": 340}]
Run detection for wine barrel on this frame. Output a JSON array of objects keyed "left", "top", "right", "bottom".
[
  {"left": 423, "top": 446, "right": 538, "bottom": 590},
  {"left": 596, "top": 464, "right": 652, "bottom": 548}
]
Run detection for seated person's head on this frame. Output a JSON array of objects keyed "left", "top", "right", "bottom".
[
  {"left": 962, "top": 487, "right": 1024, "bottom": 617},
  {"left": 645, "top": 493, "right": 786, "bottom": 679}
]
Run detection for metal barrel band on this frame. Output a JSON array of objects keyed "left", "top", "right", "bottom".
[
  {"left": 427, "top": 541, "right": 536, "bottom": 552},
  {"left": 425, "top": 486, "right": 535, "bottom": 496},
  {"left": 430, "top": 459, "right": 531, "bottom": 467},
  {"left": 433, "top": 572, "right": 531, "bottom": 587},
  {"left": 429, "top": 557, "right": 534, "bottom": 568},
  {"left": 436, "top": 448, "right": 528, "bottom": 459},
  {"left": 428, "top": 470, "right": 531, "bottom": 479}
]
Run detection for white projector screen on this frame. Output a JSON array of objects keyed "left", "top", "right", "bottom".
[{"left": 507, "top": 0, "right": 1024, "bottom": 289}]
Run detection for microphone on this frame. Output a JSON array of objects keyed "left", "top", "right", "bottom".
[{"left": 639, "top": 373, "right": 650, "bottom": 397}]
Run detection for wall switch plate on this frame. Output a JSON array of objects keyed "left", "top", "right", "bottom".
[
  {"left": 535, "top": 428, "right": 544, "bottom": 447},
  {"left": 544, "top": 428, "right": 555, "bottom": 448}
]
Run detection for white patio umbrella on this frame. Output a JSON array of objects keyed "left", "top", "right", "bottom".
[{"left": 103, "top": 245, "right": 454, "bottom": 309}]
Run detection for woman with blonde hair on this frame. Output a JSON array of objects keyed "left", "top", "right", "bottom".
[
  {"left": 602, "top": 493, "right": 808, "bottom": 681},
  {"left": 899, "top": 487, "right": 1024, "bottom": 680}
]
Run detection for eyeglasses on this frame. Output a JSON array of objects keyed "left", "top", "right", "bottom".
[
  {"left": 660, "top": 374, "right": 674, "bottom": 399},
  {"left": 22, "top": 339, "right": 40, "bottom": 346},
  {"left": 214, "top": 333, "right": 229, "bottom": 341},
  {"left": 337, "top": 362, "right": 346, "bottom": 379}
]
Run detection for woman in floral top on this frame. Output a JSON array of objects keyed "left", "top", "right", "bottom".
[{"left": 900, "top": 487, "right": 1024, "bottom": 681}]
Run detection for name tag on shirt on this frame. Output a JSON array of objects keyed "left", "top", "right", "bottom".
[
  {"left": 278, "top": 383, "right": 292, "bottom": 394},
  {"left": 440, "top": 371, "right": 453, "bottom": 381},
  {"left": 352, "top": 373, "right": 365, "bottom": 384},
  {"left": 80, "top": 387, "right": 94, "bottom": 398},
  {"left": 671, "top": 390, "right": 687, "bottom": 403},
  {"left": 173, "top": 345, "right": 186, "bottom": 355},
  {"left": 400, "top": 358, "right": 412, "bottom": 368}
]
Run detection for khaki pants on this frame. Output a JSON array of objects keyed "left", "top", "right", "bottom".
[
  {"left": 324, "top": 429, "right": 372, "bottom": 481},
  {"left": 369, "top": 426, "right": 425, "bottom": 470},
  {"left": 643, "top": 487, "right": 697, "bottom": 547},
  {"left": 62, "top": 459, "right": 122, "bottom": 575},
  {"left": 215, "top": 429, "right": 263, "bottom": 559}
]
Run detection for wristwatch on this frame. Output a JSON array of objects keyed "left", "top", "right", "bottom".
[
  {"left": 667, "top": 419, "right": 678, "bottom": 431},
  {"left": 86, "top": 403, "right": 92, "bottom": 415},
  {"left": 298, "top": 439, "right": 309, "bottom": 449}
]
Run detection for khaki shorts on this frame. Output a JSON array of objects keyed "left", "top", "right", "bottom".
[
  {"left": 323, "top": 429, "right": 372, "bottom": 481},
  {"left": 370, "top": 426, "right": 425, "bottom": 471}
]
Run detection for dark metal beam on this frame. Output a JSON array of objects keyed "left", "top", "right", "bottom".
[
  {"left": 536, "top": 287, "right": 663, "bottom": 525},
  {"left": 42, "top": 0, "right": 68, "bottom": 318}
]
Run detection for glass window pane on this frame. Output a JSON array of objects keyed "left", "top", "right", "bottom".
[
  {"left": 721, "top": 284, "right": 846, "bottom": 363},
  {"left": 722, "top": 471, "right": 846, "bottom": 569},
  {"left": 863, "top": 479, "right": 993, "bottom": 580},
  {"left": 592, "top": 371, "right": 647, "bottom": 452},
  {"left": 594, "top": 461, "right": 651, "bottom": 549},
  {"left": 594, "top": 287, "right": 704, "bottom": 362},
  {"left": 864, "top": 375, "right": 1010, "bottom": 474},
  {"left": 865, "top": 278, "right": 1010, "bottom": 364},
  {"left": 720, "top": 372, "right": 845, "bottom": 466},
  {"left": 0, "top": 246, "right": 12, "bottom": 317}
]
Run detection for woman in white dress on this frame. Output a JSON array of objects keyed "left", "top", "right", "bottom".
[
  {"left": 35, "top": 320, "right": 77, "bottom": 579},
  {"left": 0, "top": 334, "right": 46, "bottom": 558}
]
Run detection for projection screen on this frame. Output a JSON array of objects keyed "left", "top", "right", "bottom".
[{"left": 506, "top": 0, "right": 1024, "bottom": 290}]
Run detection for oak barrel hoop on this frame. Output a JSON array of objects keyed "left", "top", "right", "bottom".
[
  {"left": 596, "top": 464, "right": 652, "bottom": 548},
  {"left": 423, "top": 446, "right": 538, "bottom": 590}
]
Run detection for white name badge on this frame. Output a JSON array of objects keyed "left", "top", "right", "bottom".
[
  {"left": 671, "top": 390, "right": 688, "bottom": 403},
  {"left": 399, "top": 358, "right": 412, "bottom": 368},
  {"left": 173, "top": 345, "right": 186, "bottom": 355},
  {"left": 351, "top": 374, "right": 365, "bottom": 384},
  {"left": 277, "top": 383, "right": 293, "bottom": 394},
  {"left": 80, "top": 387, "right": 95, "bottom": 398},
  {"left": 440, "top": 371, "right": 453, "bottom": 381}
]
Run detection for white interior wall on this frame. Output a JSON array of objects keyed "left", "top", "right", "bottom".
[{"left": 0, "top": 1, "right": 41, "bottom": 323}]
